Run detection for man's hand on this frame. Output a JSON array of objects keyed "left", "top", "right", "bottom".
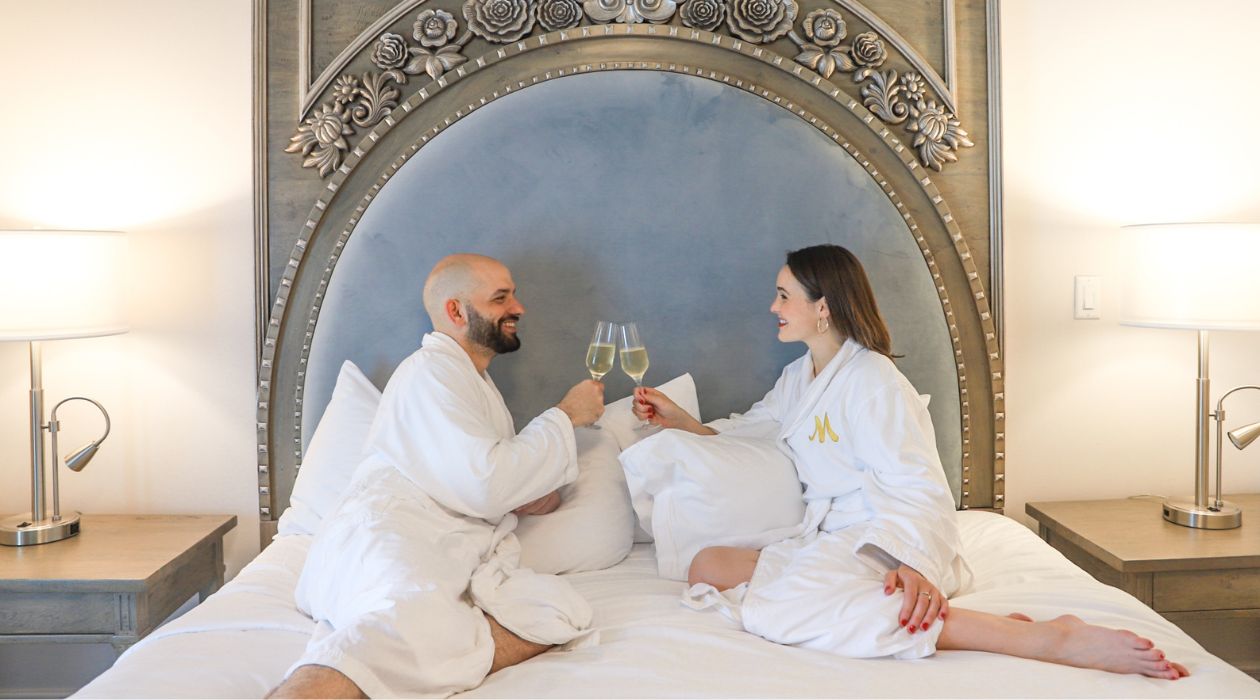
[
  {"left": 557, "top": 379, "right": 604, "bottom": 427},
  {"left": 883, "top": 564, "right": 948, "bottom": 633},
  {"left": 513, "top": 490, "right": 562, "bottom": 516}
]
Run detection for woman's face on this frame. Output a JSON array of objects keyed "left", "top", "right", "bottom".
[{"left": 770, "top": 265, "right": 825, "bottom": 343}]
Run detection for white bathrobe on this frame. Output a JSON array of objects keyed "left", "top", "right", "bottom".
[
  {"left": 692, "top": 338, "right": 970, "bottom": 659},
  {"left": 291, "top": 332, "right": 592, "bottom": 698}
]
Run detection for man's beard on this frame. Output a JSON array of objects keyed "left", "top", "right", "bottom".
[{"left": 466, "top": 305, "right": 521, "bottom": 354}]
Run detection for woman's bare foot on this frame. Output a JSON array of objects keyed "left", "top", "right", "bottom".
[{"left": 1041, "top": 615, "right": 1188, "bottom": 680}]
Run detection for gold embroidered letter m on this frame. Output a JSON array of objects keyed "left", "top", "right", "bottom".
[{"left": 809, "top": 413, "right": 839, "bottom": 443}]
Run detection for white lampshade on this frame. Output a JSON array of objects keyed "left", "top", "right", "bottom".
[
  {"left": 0, "top": 230, "right": 129, "bottom": 341},
  {"left": 1120, "top": 223, "right": 1260, "bottom": 331}
]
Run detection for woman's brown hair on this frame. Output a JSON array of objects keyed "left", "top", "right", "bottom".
[{"left": 785, "top": 244, "right": 895, "bottom": 358}]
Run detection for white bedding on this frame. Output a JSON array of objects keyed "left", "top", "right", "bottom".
[{"left": 75, "top": 512, "right": 1260, "bottom": 698}]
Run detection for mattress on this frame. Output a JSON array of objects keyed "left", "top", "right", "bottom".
[{"left": 75, "top": 512, "right": 1260, "bottom": 698}]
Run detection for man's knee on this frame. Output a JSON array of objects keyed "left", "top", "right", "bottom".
[{"left": 267, "top": 664, "right": 366, "bottom": 699}]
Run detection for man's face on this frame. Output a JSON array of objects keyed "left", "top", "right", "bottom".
[{"left": 463, "top": 266, "right": 524, "bottom": 354}]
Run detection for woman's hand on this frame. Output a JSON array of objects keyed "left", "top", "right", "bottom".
[
  {"left": 633, "top": 386, "right": 707, "bottom": 433},
  {"left": 513, "top": 490, "right": 562, "bottom": 516},
  {"left": 884, "top": 564, "right": 947, "bottom": 633}
]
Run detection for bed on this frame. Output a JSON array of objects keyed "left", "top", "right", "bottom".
[
  {"left": 76, "top": 0, "right": 1260, "bottom": 696},
  {"left": 76, "top": 511, "right": 1260, "bottom": 697}
]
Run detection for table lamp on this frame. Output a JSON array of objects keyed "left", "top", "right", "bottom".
[
  {"left": 0, "top": 230, "right": 127, "bottom": 546},
  {"left": 1120, "top": 222, "right": 1260, "bottom": 529}
]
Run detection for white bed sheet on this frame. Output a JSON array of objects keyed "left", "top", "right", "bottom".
[{"left": 75, "top": 512, "right": 1260, "bottom": 698}]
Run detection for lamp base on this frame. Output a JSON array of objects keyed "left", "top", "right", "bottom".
[
  {"left": 0, "top": 512, "right": 82, "bottom": 546},
  {"left": 1162, "top": 498, "right": 1242, "bottom": 529}
]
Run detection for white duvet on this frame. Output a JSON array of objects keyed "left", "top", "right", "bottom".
[{"left": 75, "top": 512, "right": 1260, "bottom": 698}]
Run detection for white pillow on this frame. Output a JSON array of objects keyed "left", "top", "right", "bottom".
[
  {"left": 596, "top": 373, "right": 701, "bottom": 451},
  {"left": 619, "top": 430, "right": 806, "bottom": 581},
  {"left": 596, "top": 373, "right": 701, "bottom": 542},
  {"left": 514, "top": 427, "right": 634, "bottom": 574},
  {"left": 277, "top": 360, "right": 381, "bottom": 537},
  {"left": 276, "top": 360, "right": 642, "bottom": 576}
]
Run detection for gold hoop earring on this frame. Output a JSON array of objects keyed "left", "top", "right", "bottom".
[{"left": 817, "top": 317, "right": 830, "bottom": 334}]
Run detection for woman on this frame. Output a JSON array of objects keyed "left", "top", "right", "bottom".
[{"left": 633, "top": 244, "right": 1187, "bottom": 679}]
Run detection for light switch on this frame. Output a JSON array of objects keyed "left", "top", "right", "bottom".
[{"left": 1074, "top": 275, "right": 1101, "bottom": 319}]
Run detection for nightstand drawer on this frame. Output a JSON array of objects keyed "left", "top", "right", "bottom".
[
  {"left": 1163, "top": 610, "right": 1260, "bottom": 678},
  {"left": 1154, "top": 569, "right": 1260, "bottom": 612},
  {"left": 0, "top": 592, "right": 120, "bottom": 634}
]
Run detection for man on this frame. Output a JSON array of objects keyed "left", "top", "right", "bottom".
[{"left": 268, "top": 254, "right": 605, "bottom": 698}]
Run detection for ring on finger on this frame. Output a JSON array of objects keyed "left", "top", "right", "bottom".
[{"left": 919, "top": 591, "right": 933, "bottom": 599}]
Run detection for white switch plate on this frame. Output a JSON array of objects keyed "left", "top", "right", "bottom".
[{"left": 1074, "top": 275, "right": 1101, "bottom": 319}]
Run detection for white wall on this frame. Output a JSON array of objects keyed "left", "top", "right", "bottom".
[
  {"left": 1001, "top": 0, "right": 1260, "bottom": 524},
  {"left": 0, "top": 1, "right": 258, "bottom": 577}
]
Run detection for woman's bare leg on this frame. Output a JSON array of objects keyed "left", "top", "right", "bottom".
[
  {"left": 937, "top": 608, "right": 1188, "bottom": 680},
  {"left": 688, "top": 546, "right": 760, "bottom": 589},
  {"left": 689, "top": 547, "right": 1187, "bottom": 680}
]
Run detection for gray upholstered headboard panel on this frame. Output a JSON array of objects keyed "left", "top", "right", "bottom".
[
  {"left": 302, "top": 71, "right": 962, "bottom": 499},
  {"left": 256, "top": 0, "right": 1004, "bottom": 543}
]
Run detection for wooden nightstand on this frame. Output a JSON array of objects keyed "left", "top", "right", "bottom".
[
  {"left": 1027, "top": 495, "right": 1260, "bottom": 680},
  {"left": 0, "top": 514, "right": 236, "bottom": 652}
]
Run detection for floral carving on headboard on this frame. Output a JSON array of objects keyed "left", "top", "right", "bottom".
[
  {"left": 788, "top": 12, "right": 971, "bottom": 171},
  {"left": 288, "top": 2, "right": 973, "bottom": 177}
]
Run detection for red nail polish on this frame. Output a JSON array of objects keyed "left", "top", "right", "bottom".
[
  {"left": 907, "top": 625, "right": 915, "bottom": 633},
  {"left": 900, "top": 619, "right": 907, "bottom": 627}
]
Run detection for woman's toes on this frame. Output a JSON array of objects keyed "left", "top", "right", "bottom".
[
  {"left": 1171, "top": 662, "right": 1190, "bottom": 678},
  {"left": 1141, "top": 661, "right": 1175, "bottom": 679}
]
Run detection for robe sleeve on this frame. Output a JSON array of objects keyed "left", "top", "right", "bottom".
[
  {"left": 848, "top": 383, "right": 961, "bottom": 588},
  {"left": 704, "top": 367, "right": 788, "bottom": 439},
  {"left": 375, "top": 357, "right": 579, "bottom": 521}
]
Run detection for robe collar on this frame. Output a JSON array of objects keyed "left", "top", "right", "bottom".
[
  {"left": 422, "top": 331, "right": 489, "bottom": 380},
  {"left": 780, "top": 338, "right": 867, "bottom": 438}
]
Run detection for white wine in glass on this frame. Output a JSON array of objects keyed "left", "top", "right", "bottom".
[
  {"left": 586, "top": 321, "right": 617, "bottom": 381},
  {"left": 620, "top": 346, "right": 649, "bottom": 384},
  {"left": 618, "top": 322, "right": 649, "bottom": 384}
]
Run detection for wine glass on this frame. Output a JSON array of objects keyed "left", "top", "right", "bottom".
[
  {"left": 618, "top": 322, "right": 651, "bottom": 428},
  {"left": 584, "top": 321, "right": 617, "bottom": 429},
  {"left": 586, "top": 321, "right": 617, "bottom": 381}
]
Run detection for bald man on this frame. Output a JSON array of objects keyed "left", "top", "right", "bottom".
[{"left": 269, "top": 254, "right": 605, "bottom": 698}]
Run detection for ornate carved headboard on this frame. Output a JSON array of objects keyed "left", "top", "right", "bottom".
[{"left": 253, "top": 0, "right": 1004, "bottom": 544}]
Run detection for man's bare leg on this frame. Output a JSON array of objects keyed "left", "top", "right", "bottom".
[
  {"left": 936, "top": 609, "right": 1189, "bottom": 680},
  {"left": 487, "top": 615, "right": 552, "bottom": 673},
  {"left": 266, "top": 665, "right": 366, "bottom": 699},
  {"left": 265, "top": 616, "right": 550, "bottom": 698}
]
